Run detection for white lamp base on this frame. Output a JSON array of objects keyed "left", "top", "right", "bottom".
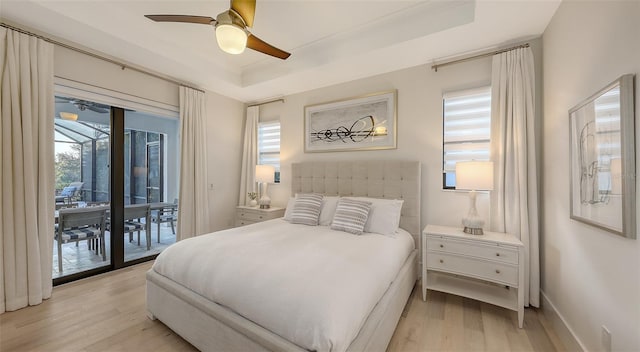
[
  {"left": 259, "top": 197, "right": 271, "bottom": 209},
  {"left": 462, "top": 225, "right": 485, "bottom": 236},
  {"left": 259, "top": 182, "right": 271, "bottom": 209},
  {"left": 462, "top": 190, "right": 485, "bottom": 235}
]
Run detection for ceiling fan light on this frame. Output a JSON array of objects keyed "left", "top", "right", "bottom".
[
  {"left": 59, "top": 112, "right": 78, "bottom": 121},
  {"left": 215, "top": 24, "right": 247, "bottom": 54}
]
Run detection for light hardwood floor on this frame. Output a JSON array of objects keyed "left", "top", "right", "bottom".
[
  {"left": 387, "top": 286, "right": 567, "bottom": 352},
  {"left": 1, "top": 262, "right": 565, "bottom": 352}
]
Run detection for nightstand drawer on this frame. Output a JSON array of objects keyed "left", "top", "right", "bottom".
[
  {"left": 235, "top": 219, "right": 257, "bottom": 227},
  {"left": 426, "top": 251, "right": 518, "bottom": 286},
  {"left": 235, "top": 206, "right": 285, "bottom": 228},
  {"left": 426, "top": 235, "right": 518, "bottom": 264},
  {"left": 237, "top": 210, "right": 270, "bottom": 222}
]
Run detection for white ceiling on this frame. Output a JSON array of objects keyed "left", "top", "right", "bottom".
[{"left": 1, "top": 0, "right": 560, "bottom": 103}]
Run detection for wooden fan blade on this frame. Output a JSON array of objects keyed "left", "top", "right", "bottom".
[
  {"left": 247, "top": 34, "right": 290, "bottom": 60},
  {"left": 230, "top": 0, "right": 256, "bottom": 27},
  {"left": 144, "top": 15, "right": 215, "bottom": 25}
]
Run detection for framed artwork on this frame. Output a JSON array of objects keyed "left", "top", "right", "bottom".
[
  {"left": 304, "top": 90, "right": 397, "bottom": 152},
  {"left": 569, "top": 74, "right": 636, "bottom": 238}
]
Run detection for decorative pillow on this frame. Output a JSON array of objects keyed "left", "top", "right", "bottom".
[
  {"left": 330, "top": 198, "right": 372, "bottom": 235},
  {"left": 318, "top": 196, "right": 340, "bottom": 226},
  {"left": 290, "top": 193, "right": 324, "bottom": 226},
  {"left": 60, "top": 186, "right": 76, "bottom": 197},
  {"left": 283, "top": 197, "right": 296, "bottom": 221},
  {"left": 346, "top": 197, "right": 404, "bottom": 237}
]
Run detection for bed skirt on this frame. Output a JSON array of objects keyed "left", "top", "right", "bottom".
[{"left": 146, "top": 249, "right": 418, "bottom": 352}]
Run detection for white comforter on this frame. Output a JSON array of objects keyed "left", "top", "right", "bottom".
[{"left": 152, "top": 219, "right": 414, "bottom": 352}]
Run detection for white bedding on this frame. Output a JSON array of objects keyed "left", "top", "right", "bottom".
[{"left": 152, "top": 219, "right": 414, "bottom": 352}]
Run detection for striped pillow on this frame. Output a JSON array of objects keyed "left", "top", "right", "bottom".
[
  {"left": 290, "top": 193, "right": 324, "bottom": 226},
  {"left": 330, "top": 198, "right": 372, "bottom": 235}
]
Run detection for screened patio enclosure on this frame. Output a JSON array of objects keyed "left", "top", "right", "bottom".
[
  {"left": 54, "top": 117, "right": 171, "bottom": 205},
  {"left": 54, "top": 94, "right": 179, "bottom": 279}
]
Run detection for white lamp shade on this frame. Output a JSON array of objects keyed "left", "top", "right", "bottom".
[
  {"left": 455, "top": 161, "right": 494, "bottom": 191},
  {"left": 215, "top": 24, "right": 247, "bottom": 54},
  {"left": 255, "top": 165, "right": 275, "bottom": 183}
]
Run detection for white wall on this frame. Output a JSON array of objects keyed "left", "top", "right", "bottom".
[
  {"left": 54, "top": 46, "right": 178, "bottom": 107},
  {"left": 542, "top": 2, "right": 640, "bottom": 351},
  {"left": 205, "top": 92, "right": 245, "bottom": 231},
  {"left": 259, "top": 39, "right": 542, "bottom": 236}
]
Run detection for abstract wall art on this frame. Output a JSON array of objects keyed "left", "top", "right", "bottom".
[
  {"left": 304, "top": 90, "right": 397, "bottom": 152},
  {"left": 569, "top": 74, "right": 636, "bottom": 238}
]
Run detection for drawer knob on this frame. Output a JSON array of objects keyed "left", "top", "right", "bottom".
[
  {"left": 439, "top": 259, "right": 444, "bottom": 264},
  {"left": 259, "top": 216, "right": 263, "bottom": 219},
  {"left": 495, "top": 269, "right": 501, "bottom": 274},
  {"left": 496, "top": 253, "right": 500, "bottom": 257},
  {"left": 439, "top": 244, "right": 444, "bottom": 248}
]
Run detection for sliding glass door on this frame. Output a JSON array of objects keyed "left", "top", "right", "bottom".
[
  {"left": 54, "top": 96, "right": 112, "bottom": 280},
  {"left": 53, "top": 94, "right": 178, "bottom": 283},
  {"left": 122, "top": 109, "right": 178, "bottom": 264}
]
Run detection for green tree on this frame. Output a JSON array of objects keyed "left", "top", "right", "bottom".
[{"left": 55, "top": 144, "right": 81, "bottom": 190}]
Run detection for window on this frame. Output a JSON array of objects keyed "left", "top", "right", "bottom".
[
  {"left": 442, "top": 86, "right": 491, "bottom": 189},
  {"left": 258, "top": 121, "right": 281, "bottom": 183}
]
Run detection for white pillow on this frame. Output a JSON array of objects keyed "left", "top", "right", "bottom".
[
  {"left": 283, "top": 197, "right": 295, "bottom": 221},
  {"left": 318, "top": 196, "right": 340, "bottom": 226},
  {"left": 345, "top": 197, "right": 404, "bottom": 237}
]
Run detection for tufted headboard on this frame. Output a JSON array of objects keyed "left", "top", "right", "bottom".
[{"left": 291, "top": 160, "right": 421, "bottom": 247}]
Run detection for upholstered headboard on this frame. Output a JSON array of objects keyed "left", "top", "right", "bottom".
[{"left": 291, "top": 160, "right": 421, "bottom": 246}]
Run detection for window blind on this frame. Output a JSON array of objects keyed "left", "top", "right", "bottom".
[
  {"left": 442, "top": 86, "right": 491, "bottom": 188},
  {"left": 258, "top": 121, "right": 281, "bottom": 180}
]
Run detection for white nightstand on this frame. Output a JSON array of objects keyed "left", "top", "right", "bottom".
[
  {"left": 422, "top": 224, "right": 525, "bottom": 328},
  {"left": 235, "top": 206, "right": 285, "bottom": 227}
]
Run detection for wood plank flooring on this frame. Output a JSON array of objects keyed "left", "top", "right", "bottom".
[
  {"left": 387, "top": 287, "right": 567, "bottom": 352},
  {"left": 1, "top": 262, "right": 565, "bottom": 352}
]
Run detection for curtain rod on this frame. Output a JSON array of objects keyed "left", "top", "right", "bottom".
[
  {"left": 247, "top": 98, "right": 284, "bottom": 107},
  {"left": 431, "top": 43, "right": 530, "bottom": 72},
  {"left": 1, "top": 22, "right": 205, "bottom": 94}
]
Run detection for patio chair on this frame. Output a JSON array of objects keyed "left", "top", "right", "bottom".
[
  {"left": 107, "top": 204, "right": 152, "bottom": 250},
  {"left": 151, "top": 200, "right": 177, "bottom": 243},
  {"left": 55, "top": 206, "right": 108, "bottom": 273},
  {"left": 55, "top": 181, "right": 84, "bottom": 204}
]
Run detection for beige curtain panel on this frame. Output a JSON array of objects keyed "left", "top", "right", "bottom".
[
  {"left": 490, "top": 46, "right": 540, "bottom": 307},
  {"left": 177, "top": 86, "right": 211, "bottom": 240},
  {"left": 238, "top": 105, "right": 259, "bottom": 206},
  {"left": 0, "top": 28, "right": 55, "bottom": 313}
]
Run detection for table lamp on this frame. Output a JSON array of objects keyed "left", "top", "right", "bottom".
[
  {"left": 255, "top": 165, "right": 275, "bottom": 209},
  {"left": 455, "top": 161, "right": 494, "bottom": 235}
]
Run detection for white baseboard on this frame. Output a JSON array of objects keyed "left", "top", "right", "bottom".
[{"left": 540, "top": 290, "right": 586, "bottom": 351}]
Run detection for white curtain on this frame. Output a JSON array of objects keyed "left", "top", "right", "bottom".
[
  {"left": 238, "top": 106, "right": 259, "bottom": 206},
  {"left": 0, "top": 28, "right": 55, "bottom": 313},
  {"left": 490, "top": 47, "right": 540, "bottom": 307},
  {"left": 177, "top": 86, "right": 211, "bottom": 240}
]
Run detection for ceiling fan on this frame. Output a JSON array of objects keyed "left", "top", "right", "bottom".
[
  {"left": 145, "top": 0, "right": 290, "bottom": 60},
  {"left": 56, "top": 97, "right": 110, "bottom": 114}
]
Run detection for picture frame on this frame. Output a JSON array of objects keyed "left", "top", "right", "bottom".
[
  {"left": 304, "top": 90, "right": 397, "bottom": 152},
  {"left": 569, "top": 74, "right": 636, "bottom": 238}
]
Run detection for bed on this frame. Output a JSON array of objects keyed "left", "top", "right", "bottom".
[{"left": 146, "top": 160, "right": 421, "bottom": 351}]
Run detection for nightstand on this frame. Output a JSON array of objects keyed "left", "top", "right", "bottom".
[
  {"left": 235, "top": 206, "right": 285, "bottom": 227},
  {"left": 422, "top": 224, "right": 525, "bottom": 328}
]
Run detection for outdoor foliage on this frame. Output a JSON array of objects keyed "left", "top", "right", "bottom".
[{"left": 55, "top": 144, "right": 81, "bottom": 190}]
